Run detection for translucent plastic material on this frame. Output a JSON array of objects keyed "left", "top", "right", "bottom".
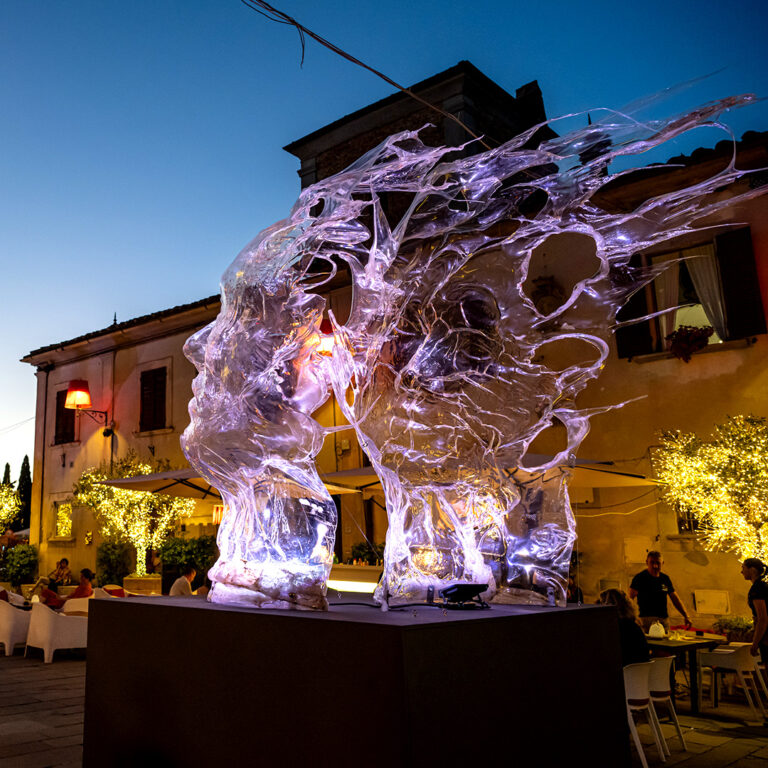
[{"left": 182, "top": 93, "right": 761, "bottom": 609}]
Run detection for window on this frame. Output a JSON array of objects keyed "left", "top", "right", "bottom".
[
  {"left": 616, "top": 227, "right": 766, "bottom": 358},
  {"left": 54, "top": 390, "right": 75, "bottom": 444},
  {"left": 676, "top": 504, "right": 699, "bottom": 534},
  {"left": 139, "top": 367, "right": 167, "bottom": 432},
  {"left": 54, "top": 501, "right": 73, "bottom": 537},
  {"left": 651, "top": 244, "right": 723, "bottom": 347}
]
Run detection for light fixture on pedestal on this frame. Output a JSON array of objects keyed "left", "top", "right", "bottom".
[{"left": 64, "top": 379, "right": 113, "bottom": 437}]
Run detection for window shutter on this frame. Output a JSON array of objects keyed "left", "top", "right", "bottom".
[
  {"left": 139, "top": 368, "right": 167, "bottom": 432},
  {"left": 614, "top": 255, "right": 656, "bottom": 358},
  {"left": 54, "top": 390, "right": 75, "bottom": 444},
  {"left": 716, "top": 227, "right": 767, "bottom": 340}
]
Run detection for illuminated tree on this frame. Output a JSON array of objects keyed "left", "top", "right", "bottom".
[
  {"left": 73, "top": 452, "right": 195, "bottom": 577},
  {"left": 655, "top": 415, "right": 768, "bottom": 560},
  {"left": 0, "top": 484, "right": 21, "bottom": 530}
]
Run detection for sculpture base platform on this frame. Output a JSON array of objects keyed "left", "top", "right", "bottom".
[{"left": 84, "top": 596, "right": 629, "bottom": 767}]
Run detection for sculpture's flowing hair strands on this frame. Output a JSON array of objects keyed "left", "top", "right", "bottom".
[{"left": 183, "top": 86, "right": 764, "bottom": 609}]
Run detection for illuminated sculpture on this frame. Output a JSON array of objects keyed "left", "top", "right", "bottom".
[
  {"left": 183, "top": 92, "right": 761, "bottom": 609},
  {"left": 181, "top": 225, "right": 337, "bottom": 608}
]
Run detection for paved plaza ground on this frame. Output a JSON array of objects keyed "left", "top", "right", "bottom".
[{"left": 0, "top": 651, "right": 767, "bottom": 767}]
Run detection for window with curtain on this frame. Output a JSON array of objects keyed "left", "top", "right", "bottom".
[
  {"left": 615, "top": 227, "right": 766, "bottom": 359},
  {"left": 651, "top": 244, "right": 725, "bottom": 349}
]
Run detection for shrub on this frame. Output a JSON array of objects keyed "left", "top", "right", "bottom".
[
  {"left": 159, "top": 536, "right": 219, "bottom": 591},
  {"left": 6, "top": 544, "right": 37, "bottom": 587},
  {"left": 711, "top": 615, "right": 754, "bottom": 643},
  {"left": 349, "top": 541, "right": 384, "bottom": 565},
  {"left": 96, "top": 542, "right": 134, "bottom": 586}
]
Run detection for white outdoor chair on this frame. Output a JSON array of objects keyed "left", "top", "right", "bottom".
[
  {"left": 699, "top": 644, "right": 768, "bottom": 720},
  {"left": 624, "top": 661, "right": 668, "bottom": 768},
  {"left": 61, "top": 597, "right": 92, "bottom": 615},
  {"left": 649, "top": 656, "right": 687, "bottom": 751},
  {"left": 0, "top": 600, "right": 31, "bottom": 656},
  {"left": 6, "top": 591, "right": 26, "bottom": 607},
  {"left": 25, "top": 602, "right": 88, "bottom": 663},
  {"left": 60, "top": 588, "right": 115, "bottom": 615}
]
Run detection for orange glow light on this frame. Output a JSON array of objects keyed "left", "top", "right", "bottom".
[
  {"left": 212, "top": 504, "right": 227, "bottom": 525},
  {"left": 64, "top": 380, "right": 92, "bottom": 410},
  {"left": 317, "top": 318, "right": 335, "bottom": 356}
]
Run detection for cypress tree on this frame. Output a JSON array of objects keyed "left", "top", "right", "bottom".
[
  {"left": 17, "top": 455, "right": 31, "bottom": 530},
  {"left": 1, "top": 463, "right": 10, "bottom": 486}
]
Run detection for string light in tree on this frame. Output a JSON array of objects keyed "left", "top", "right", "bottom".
[
  {"left": 0, "top": 485, "right": 20, "bottom": 529},
  {"left": 73, "top": 453, "right": 195, "bottom": 577},
  {"left": 656, "top": 415, "right": 768, "bottom": 560}
]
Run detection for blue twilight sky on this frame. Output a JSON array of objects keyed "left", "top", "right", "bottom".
[{"left": 1, "top": 0, "right": 767, "bottom": 478}]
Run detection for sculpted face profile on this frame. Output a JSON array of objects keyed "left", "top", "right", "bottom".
[
  {"left": 181, "top": 217, "right": 339, "bottom": 609},
  {"left": 183, "top": 93, "right": 758, "bottom": 609}
]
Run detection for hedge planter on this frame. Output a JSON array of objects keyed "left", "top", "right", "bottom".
[{"left": 123, "top": 575, "right": 162, "bottom": 595}]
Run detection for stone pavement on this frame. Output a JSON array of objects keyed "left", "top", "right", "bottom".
[
  {"left": 0, "top": 650, "right": 767, "bottom": 767},
  {"left": 631, "top": 709, "right": 768, "bottom": 767},
  {"left": 0, "top": 652, "right": 84, "bottom": 768}
]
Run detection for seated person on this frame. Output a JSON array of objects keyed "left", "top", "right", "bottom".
[
  {"left": 599, "top": 588, "right": 650, "bottom": 666},
  {"left": 0, "top": 527, "right": 18, "bottom": 550},
  {"left": 169, "top": 565, "right": 196, "bottom": 596},
  {"left": 37, "top": 578, "right": 66, "bottom": 609},
  {"left": 63, "top": 568, "right": 95, "bottom": 601},
  {"left": 47, "top": 558, "right": 74, "bottom": 588},
  {"left": 0, "top": 588, "right": 25, "bottom": 606}
]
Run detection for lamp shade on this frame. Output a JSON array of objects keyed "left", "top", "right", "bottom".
[
  {"left": 64, "top": 380, "right": 92, "bottom": 410},
  {"left": 317, "top": 318, "right": 334, "bottom": 356}
]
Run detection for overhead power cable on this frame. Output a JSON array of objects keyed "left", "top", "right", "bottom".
[
  {"left": 0, "top": 417, "right": 35, "bottom": 436},
  {"left": 239, "top": 0, "right": 491, "bottom": 149}
]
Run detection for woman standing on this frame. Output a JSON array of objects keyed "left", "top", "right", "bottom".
[{"left": 742, "top": 558, "right": 768, "bottom": 664}]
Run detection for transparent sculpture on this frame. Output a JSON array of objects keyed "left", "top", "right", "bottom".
[{"left": 183, "top": 92, "right": 761, "bottom": 609}]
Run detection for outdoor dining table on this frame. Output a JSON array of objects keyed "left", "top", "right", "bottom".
[{"left": 646, "top": 635, "right": 723, "bottom": 714}]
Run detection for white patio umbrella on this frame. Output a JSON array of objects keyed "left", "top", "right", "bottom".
[{"left": 99, "top": 467, "right": 359, "bottom": 499}]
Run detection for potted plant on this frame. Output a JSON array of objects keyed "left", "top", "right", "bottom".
[
  {"left": 6, "top": 543, "right": 37, "bottom": 591},
  {"left": 665, "top": 325, "right": 714, "bottom": 362},
  {"left": 711, "top": 615, "right": 753, "bottom": 643}
]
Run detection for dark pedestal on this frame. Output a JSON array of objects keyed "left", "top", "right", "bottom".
[{"left": 84, "top": 597, "right": 629, "bottom": 767}]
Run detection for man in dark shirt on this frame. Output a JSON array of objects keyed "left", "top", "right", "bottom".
[{"left": 629, "top": 551, "right": 691, "bottom": 632}]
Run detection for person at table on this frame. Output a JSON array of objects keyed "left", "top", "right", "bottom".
[
  {"left": 629, "top": 551, "right": 691, "bottom": 632},
  {"left": 599, "top": 588, "right": 650, "bottom": 665},
  {"left": 47, "top": 558, "right": 73, "bottom": 588},
  {"left": 169, "top": 565, "right": 197, "bottom": 596},
  {"left": 741, "top": 557, "right": 768, "bottom": 665},
  {"left": 58, "top": 568, "right": 95, "bottom": 605}
]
